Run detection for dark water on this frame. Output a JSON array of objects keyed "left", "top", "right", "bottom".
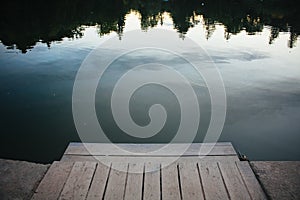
[{"left": 0, "top": 0, "right": 300, "bottom": 163}]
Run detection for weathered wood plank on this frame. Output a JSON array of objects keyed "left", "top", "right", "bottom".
[
  {"left": 86, "top": 163, "right": 111, "bottom": 200},
  {"left": 198, "top": 161, "right": 229, "bottom": 200},
  {"left": 218, "top": 162, "right": 251, "bottom": 200},
  {"left": 236, "top": 161, "right": 267, "bottom": 200},
  {"left": 178, "top": 162, "right": 204, "bottom": 200},
  {"left": 61, "top": 155, "right": 239, "bottom": 163},
  {"left": 124, "top": 163, "right": 144, "bottom": 200},
  {"left": 104, "top": 162, "right": 128, "bottom": 200},
  {"left": 59, "top": 162, "right": 96, "bottom": 200},
  {"left": 32, "top": 142, "right": 269, "bottom": 200},
  {"left": 64, "top": 143, "right": 236, "bottom": 156},
  {"left": 161, "top": 163, "right": 181, "bottom": 200},
  {"left": 32, "top": 161, "right": 74, "bottom": 200},
  {"left": 143, "top": 162, "right": 161, "bottom": 200}
]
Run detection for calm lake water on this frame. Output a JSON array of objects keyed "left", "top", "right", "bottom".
[{"left": 0, "top": 0, "right": 300, "bottom": 163}]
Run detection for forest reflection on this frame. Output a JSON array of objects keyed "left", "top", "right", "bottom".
[{"left": 0, "top": 0, "right": 298, "bottom": 53}]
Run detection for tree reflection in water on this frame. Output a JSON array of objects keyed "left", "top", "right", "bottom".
[{"left": 0, "top": 0, "right": 298, "bottom": 53}]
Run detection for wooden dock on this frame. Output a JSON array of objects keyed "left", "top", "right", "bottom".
[{"left": 32, "top": 143, "right": 267, "bottom": 200}]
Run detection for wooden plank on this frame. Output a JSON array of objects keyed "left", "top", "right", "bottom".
[
  {"left": 34, "top": 142, "right": 268, "bottom": 200},
  {"left": 60, "top": 155, "right": 239, "bottom": 163},
  {"left": 218, "top": 162, "right": 251, "bottom": 200},
  {"left": 86, "top": 163, "right": 111, "bottom": 200},
  {"left": 59, "top": 162, "right": 96, "bottom": 200},
  {"left": 198, "top": 161, "right": 229, "bottom": 200},
  {"left": 236, "top": 162, "right": 267, "bottom": 200},
  {"left": 104, "top": 162, "right": 128, "bottom": 200},
  {"left": 143, "top": 162, "right": 161, "bottom": 200},
  {"left": 124, "top": 163, "right": 144, "bottom": 200},
  {"left": 32, "top": 161, "right": 74, "bottom": 200},
  {"left": 178, "top": 162, "right": 204, "bottom": 200},
  {"left": 161, "top": 163, "right": 181, "bottom": 200},
  {"left": 64, "top": 143, "right": 236, "bottom": 156}
]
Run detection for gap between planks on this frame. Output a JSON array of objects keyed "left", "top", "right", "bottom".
[{"left": 33, "top": 161, "right": 266, "bottom": 200}]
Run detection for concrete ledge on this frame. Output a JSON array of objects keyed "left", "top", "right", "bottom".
[
  {"left": 251, "top": 161, "right": 300, "bottom": 200},
  {"left": 0, "top": 159, "right": 49, "bottom": 200},
  {"left": 1, "top": 158, "right": 299, "bottom": 199}
]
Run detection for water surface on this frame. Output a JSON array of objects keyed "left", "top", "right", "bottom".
[{"left": 0, "top": 0, "right": 299, "bottom": 163}]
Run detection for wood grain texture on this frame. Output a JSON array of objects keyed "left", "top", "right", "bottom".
[
  {"left": 103, "top": 162, "right": 128, "bottom": 200},
  {"left": 59, "top": 162, "right": 96, "bottom": 200},
  {"left": 32, "top": 161, "right": 74, "bottom": 200},
  {"left": 161, "top": 163, "right": 181, "bottom": 200},
  {"left": 143, "top": 162, "right": 161, "bottom": 200},
  {"left": 33, "top": 143, "right": 268, "bottom": 200},
  {"left": 61, "top": 155, "right": 239, "bottom": 163},
  {"left": 86, "top": 163, "right": 111, "bottom": 200},
  {"left": 236, "top": 161, "right": 267, "bottom": 200},
  {"left": 64, "top": 142, "right": 236, "bottom": 156},
  {"left": 218, "top": 162, "right": 251, "bottom": 200},
  {"left": 179, "top": 162, "right": 204, "bottom": 200},
  {"left": 124, "top": 163, "right": 144, "bottom": 200},
  {"left": 198, "top": 161, "right": 229, "bottom": 200}
]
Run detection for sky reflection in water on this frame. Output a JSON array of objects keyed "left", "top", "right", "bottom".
[{"left": 0, "top": 6, "right": 300, "bottom": 163}]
